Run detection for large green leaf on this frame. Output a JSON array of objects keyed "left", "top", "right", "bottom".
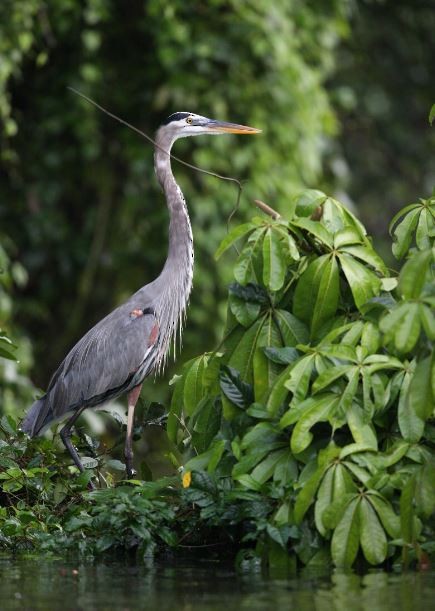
[
  {"left": 184, "top": 356, "right": 206, "bottom": 416},
  {"left": 379, "top": 302, "right": 422, "bottom": 353},
  {"left": 390, "top": 207, "right": 421, "bottom": 260},
  {"left": 215, "top": 222, "right": 258, "bottom": 260},
  {"left": 312, "top": 365, "right": 352, "bottom": 394},
  {"left": 250, "top": 449, "right": 289, "bottom": 485},
  {"left": 398, "top": 248, "right": 433, "bottom": 299},
  {"left": 291, "top": 217, "right": 333, "bottom": 247},
  {"left": 253, "top": 313, "right": 282, "bottom": 402},
  {"left": 274, "top": 310, "right": 309, "bottom": 346},
  {"left": 416, "top": 208, "right": 434, "bottom": 251},
  {"left": 340, "top": 244, "right": 387, "bottom": 275},
  {"left": 293, "top": 255, "right": 339, "bottom": 336},
  {"left": 266, "top": 363, "right": 294, "bottom": 416},
  {"left": 289, "top": 394, "right": 338, "bottom": 454},
  {"left": 283, "top": 353, "right": 316, "bottom": 404},
  {"left": 262, "top": 227, "right": 287, "bottom": 291},
  {"left": 408, "top": 356, "right": 433, "bottom": 422},
  {"left": 359, "top": 497, "right": 387, "bottom": 565},
  {"left": 294, "top": 463, "right": 327, "bottom": 524},
  {"left": 233, "top": 228, "right": 265, "bottom": 285},
  {"left": 367, "top": 493, "right": 400, "bottom": 538},
  {"left": 338, "top": 252, "right": 381, "bottom": 309},
  {"left": 398, "top": 368, "right": 424, "bottom": 443},
  {"left": 400, "top": 476, "right": 416, "bottom": 544},
  {"left": 314, "top": 466, "right": 334, "bottom": 536},
  {"left": 219, "top": 365, "right": 254, "bottom": 410},
  {"left": 228, "top": 317, "right": 264, "bottom": 383},
  {"left": 229, "top": 294, "right": 260, "bottom": 327},
  {"left": 346, "top": 405, "right": 378, "bottom": 450},
  {"left": 331, "top": 497, "right": 361, "bottom": 567},
  {"left": 322, "top": 493, "right": 356, "bottom": 530},
  {"left": 415, "top": 461, "right": 435, "bottom": 518}
]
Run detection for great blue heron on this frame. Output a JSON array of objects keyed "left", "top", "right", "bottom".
[{"left": 21, "top": 111, "right": 260, "bottom": 483}]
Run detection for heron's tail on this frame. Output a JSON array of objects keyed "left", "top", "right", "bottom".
[{"left": 20, "top": 396, "right": 52, "bottom": 437}]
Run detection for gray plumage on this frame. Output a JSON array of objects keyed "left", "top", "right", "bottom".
[{"left": 21, "top": 111, "right": 260, "bottom": 479}]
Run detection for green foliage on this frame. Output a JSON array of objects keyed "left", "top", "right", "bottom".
[
  {"left": 168, "top": 189, "right": 435, "bottom": 569},
  {"left": 0, "top": 0, "right": 348, "bottom": 395}
]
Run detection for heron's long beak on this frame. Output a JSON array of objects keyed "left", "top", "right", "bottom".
[{"left": 206, "top": 120, "right": 261, "bottom": 134}]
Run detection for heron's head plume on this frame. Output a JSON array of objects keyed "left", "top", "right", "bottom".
[{"left": 160, "top": 112, "right": 261, "bottom": 140}]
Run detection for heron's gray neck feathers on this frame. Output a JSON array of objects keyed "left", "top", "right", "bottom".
[{"left": 153, "top": 129, "right": 194, "bottom": 367}]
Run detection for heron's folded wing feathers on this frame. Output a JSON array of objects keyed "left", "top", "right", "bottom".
[{"left": 47, "top": 308, "right": 157, "bottom": 417}]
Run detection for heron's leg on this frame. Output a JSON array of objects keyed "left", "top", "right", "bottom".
[
  {"left": 59, "top": 406, "right": 95, "bottom": 488},
  {"left": 125, "top": 384, "right": 142, "bottom": 479}
]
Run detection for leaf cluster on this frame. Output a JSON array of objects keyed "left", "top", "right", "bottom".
[{"left": 168, "top": 190, "right": 435, "bottom": 569}]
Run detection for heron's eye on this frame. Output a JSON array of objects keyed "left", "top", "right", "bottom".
[{"left": 186, "top": 117, "right": 193, "bottom": 124}]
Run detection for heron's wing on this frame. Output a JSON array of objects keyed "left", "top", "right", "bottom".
[{"left": 47, "top": 306, "right": 158, "bottom": 417}]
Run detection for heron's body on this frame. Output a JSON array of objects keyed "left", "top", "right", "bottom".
[{"left": 21, "top": 110, "right": 259, "bottom": 482}]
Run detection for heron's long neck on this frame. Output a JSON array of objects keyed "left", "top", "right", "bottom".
[{"left": 153, "top": 131, "right": 194, "bottom": 358}]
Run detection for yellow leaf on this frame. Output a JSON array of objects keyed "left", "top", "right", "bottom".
[{"left": 182, "top": 470, "right": 192, "bottom": 488}]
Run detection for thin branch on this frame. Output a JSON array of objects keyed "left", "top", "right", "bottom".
[{"left": 253, "top": 199, "right": 281, "bottom": 219}]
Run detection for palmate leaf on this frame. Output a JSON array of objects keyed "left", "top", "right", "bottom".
[
  {"left": 322, "top": 197, "right": 367, "bottom": 239},
  {"left": 283, "top": 353, "right": 316, "bottom": 404},
  {"left": 390, "top": 206, "right": 421, "bottom": 260},
  {"left": 314, "top": 466, "right": 334, "bottom": 536},
  {"left": 408, "top": 356, "right": 433, "bottom": 422},
  {"left": 400, "top": 476, "right": 416, "bottom": 544},
  {"left": 416, "top": 207, "right": 435, "bottom": 250},
  {"left": 227, "top": 317, "right": 264, "bottom": 383},
  {"left": 274, "top": 310, "right": 309, "bottom": 346},
  {"left": 249, "top": 448, "right": 289, "bottom": 486},
  {"left": 398, "top": 248, "right": 433, "bottom": 300},
  {"left": 293, "top": 255, "right": 339, "bottom": 338},
  {"left": 292, "top": 189, "right": 327, "bottom": 218},
  {"left": 367, "top": 493, "right": 400, "bottom": 538},
  {"left": 415, "top": 460, "right": 435, "bottom": 518},
  {"left": 291, "top": 217, "right": 333, "bottom": 247},
  {"left": 233, "top": 228, "right": 265, "bottom": 285},
  {"left": 331, "top": 497, "right": 361, "bottom": 567},
  {"left": 266, "top": 363, "right": 294, "bottom": 416},
  {"left": 339, "top": 244, "right": 387, "bottom": 275},
  {"left": 337, "top": 252, "right": 381, "bottom": 309},
  {"left": 390, "top": 195, "right": 435, "bottom": 259},
  {"left": 294, "top": 463, "right": 328, "bottom": 524},
  {"left": 359, "top": 497, "right": 387, "bottom": 565},
  {"left": 184, "top": 356, "right": 207, "bottom": 416},
  {"left": 263, "top": 346, "right": 300, "bottom": 365},
  {"left": 288, "top": 394, "right": 339, "bottom": 454},
  {"left": 219, "top": 365, "right": 254, "bottom": 410},
  {"left": 253, "top": 313, "right": 282, "bottom": 403},
  {"left": 346, "top": 405, "right": 378, "bottom": 450},
  {"left": 214, "top": 221, "right": 258, "bottom": 260},
  {"left": 398, "top": 367, "right": 424, "bottom": 443},
  {"left": 229, "top": 294, "right": 260, "bottom": 327},
  {"left": 262, "top": 227, "right": 287, "bottom": 291}
]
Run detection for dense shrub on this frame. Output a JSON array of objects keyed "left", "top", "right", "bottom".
[{"left": 169, "top": 189, "right": 435, "bottom": 569}]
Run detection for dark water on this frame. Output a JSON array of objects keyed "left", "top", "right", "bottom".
[{"left": 0, "top": 555, "right": 434, "bottom": 611}]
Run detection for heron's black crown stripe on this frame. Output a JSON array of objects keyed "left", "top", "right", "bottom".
[{"left": 162, "top": 112, "right": 190, "bottom": 125}]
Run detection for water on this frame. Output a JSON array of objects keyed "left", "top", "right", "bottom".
[{"left": 0, "top": 555, "right": 434, "bottom": 611}]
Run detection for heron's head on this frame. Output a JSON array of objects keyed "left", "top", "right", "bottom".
[{"left": 160, "top": 112, "right": 261, "bottom": 141}]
